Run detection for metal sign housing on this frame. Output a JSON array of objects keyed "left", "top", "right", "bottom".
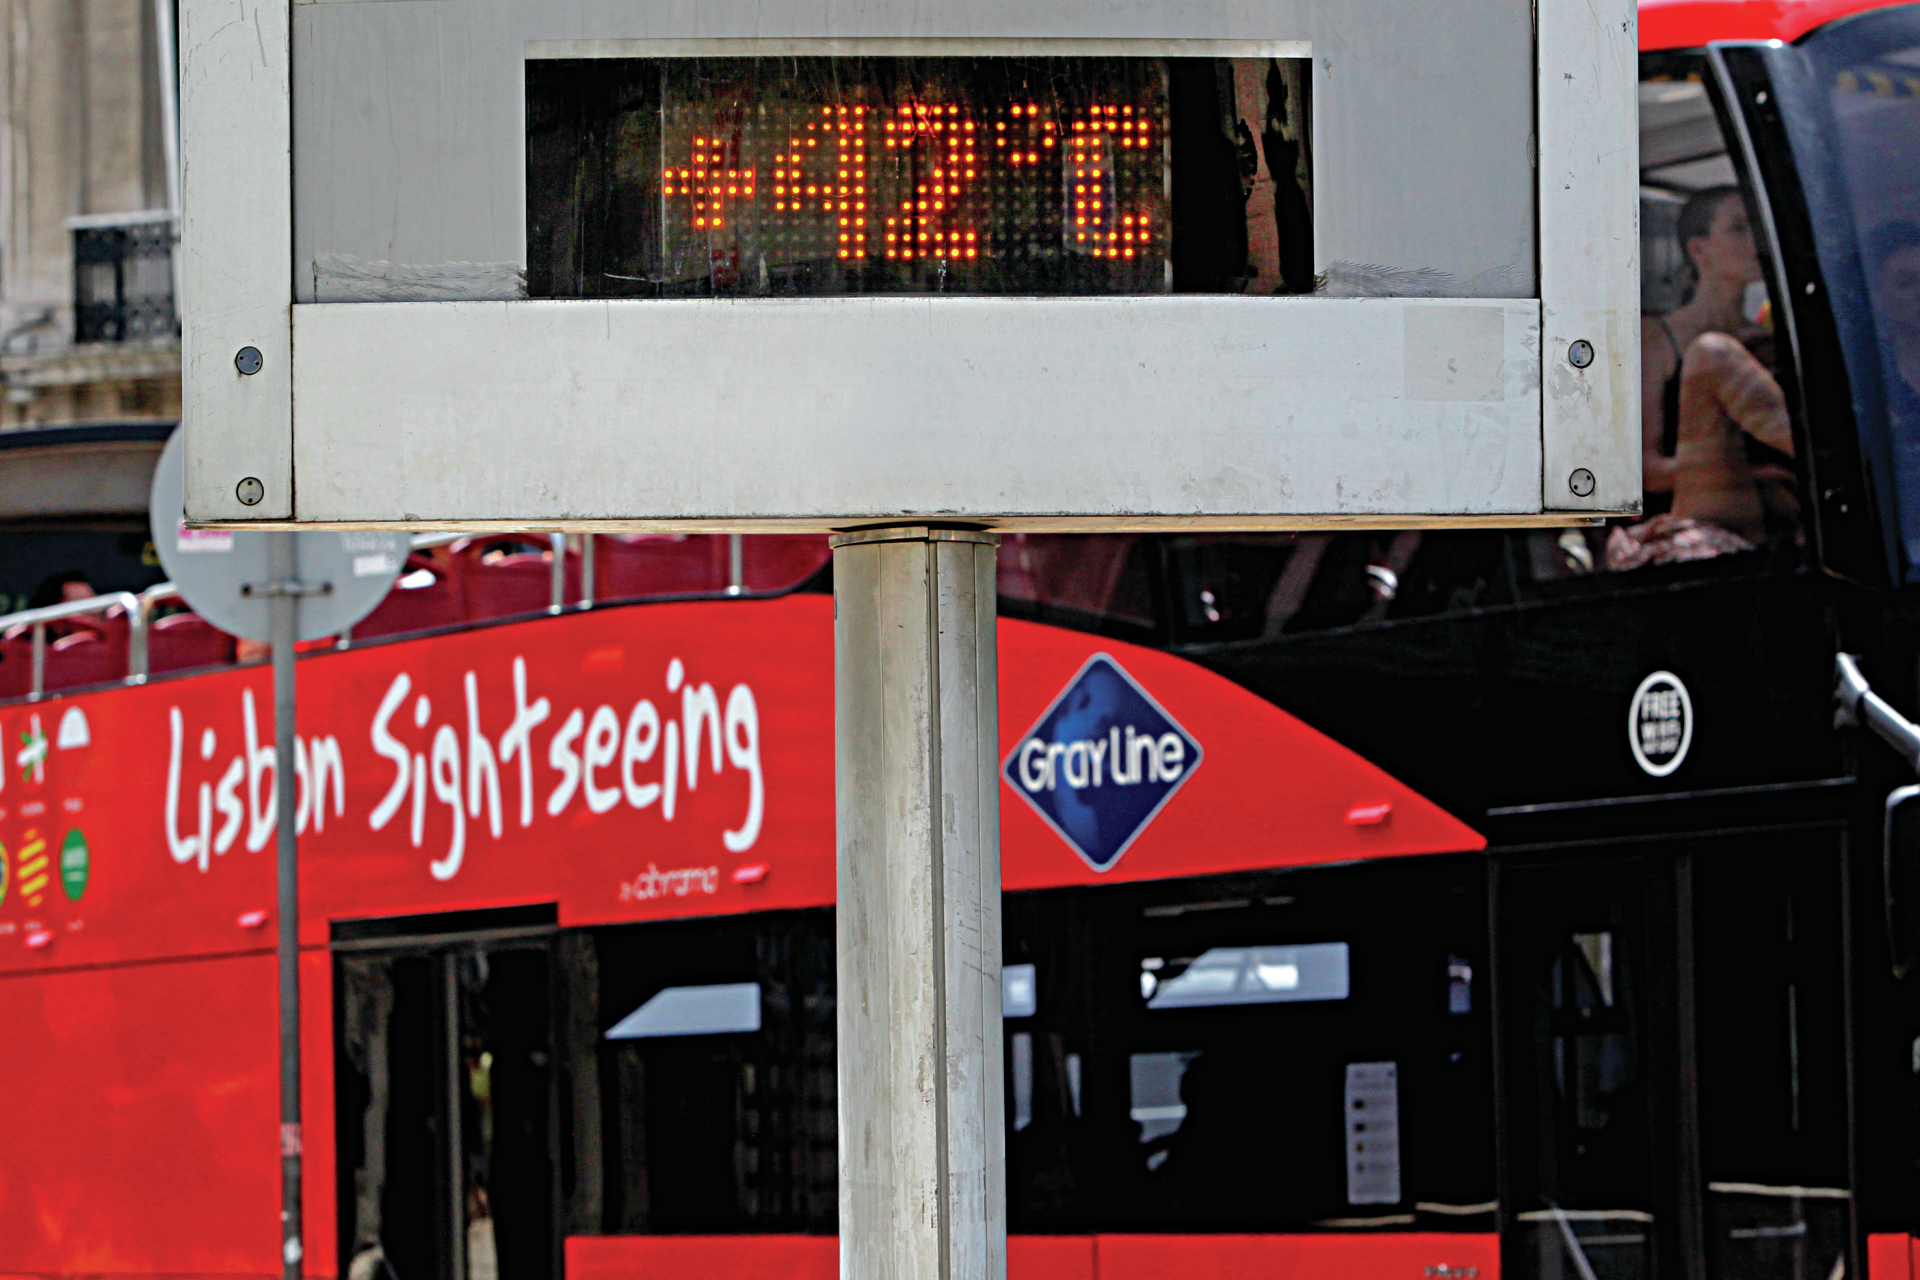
[{"left": 180, "top": 0, "right": 1638, "bottom": 531}]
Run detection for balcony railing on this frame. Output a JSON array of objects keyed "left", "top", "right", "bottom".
[{"left": 70, "top": 211, "right": 177, "bottom": 344}]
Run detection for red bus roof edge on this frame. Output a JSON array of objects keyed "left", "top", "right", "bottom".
[{"left": 1641, "top": 0, "right": 1913, "bottom": 50}]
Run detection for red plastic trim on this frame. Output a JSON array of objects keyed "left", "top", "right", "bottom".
[
  {"left": 564, "top": 1233, "right": 1502, "bottom": 1280},
  {"left": 1640, "top": 0, "right": 1914, "bottom": 50}
]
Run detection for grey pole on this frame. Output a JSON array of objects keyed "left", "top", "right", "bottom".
[
  {"left": 829, "top": 526, "right": 1005, "bottom": 1280},
  {"left": 269, "top": 530, "right": 304, "bottom": 1280}
]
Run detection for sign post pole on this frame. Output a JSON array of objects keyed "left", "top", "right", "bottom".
[
  {"left": 149, "top": 435, "right": 404, "bottom": 1280},
  {"left": 269, "top": 530, "right": 304, "bottom": 1280},
  {"left": 829, "top": 527, "right": 1005, "bottom": 1280}
]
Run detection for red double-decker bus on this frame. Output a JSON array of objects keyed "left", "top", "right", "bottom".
[{"left": 9, "top": 0, "right": 1920, "bottom": 1277}]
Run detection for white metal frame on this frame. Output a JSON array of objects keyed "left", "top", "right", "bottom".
[
  {"left": 1538, "top": 0, "right": 1642, "bottom": 515},
  {"left": 181, "top": 0, "right": 292, "bottom": 522},
  {"left": 181, "top": 4, "right": 1638, "bottom": 530}
]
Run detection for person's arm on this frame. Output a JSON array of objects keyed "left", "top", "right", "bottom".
[
  {"left": 1641, "top": 320, "right": 1679, "bottom": 493},
  {"left": 1679, "top": 331, "right": 1793, "bottom": 456}
]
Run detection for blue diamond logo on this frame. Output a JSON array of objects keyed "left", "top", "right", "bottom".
[{"left": 1003, "top": 654, "right": 1203, "bottom": 872}]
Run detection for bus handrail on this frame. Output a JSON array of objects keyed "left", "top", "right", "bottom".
[
  {"left": 1835, "top": 652, "right": 1920, "bottom": 773},
  {"left": 408, "top": 530, "right": 587, "bottom": 613},
  {"left": 0, "top": 538, "right": 585, "bottom": 699},
  {"left": 0, "top": 531, "right": 758, "bottom": 700}
]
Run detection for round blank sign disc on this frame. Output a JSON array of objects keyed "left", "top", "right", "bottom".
[{"left": 148, "top": 431, "right": 407, "bottom": 643}]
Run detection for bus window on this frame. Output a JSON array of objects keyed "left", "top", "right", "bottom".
[
  {"left": 1161, "top": 530, "right": 1517, "bottom": 643},
  {"left": 1789, "top": 6, "right": 1920, "bottom": 581},
  {"left": 1692, "top": 838, "right": 1849, "bottom": 1280},
  {"left": 336, "top": 943, "right": 557, "bottom": 1280},
  {"left": 588, "top": 909, "right": 838, "bottom": 1235},
  {"left": 997, "top": 534, "right": 1162, "bottom": 639},
  {"left": 1500, "top": 860, "right": 1660, "bottom": 1280},
  {"left": 1002, "top": 858, "right": 1495, "bottom": 1235},
  {"left": 1579, "top": 68, "right": 1793, "bottom": 577}
]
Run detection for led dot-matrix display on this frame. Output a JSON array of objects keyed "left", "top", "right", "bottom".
[{"left": 529, "top": 55, "right": 1310, "bottom": 299}]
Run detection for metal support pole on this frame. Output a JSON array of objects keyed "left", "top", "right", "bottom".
[
  {"left": 151, "top": 0, "right": 182, "bottom": 315},
  {"left": 153, "top": 0, "right": 181, "bottom": 220},
  {"left": 581, "top": 532, "right": 596, "bottom": 609},
  {"left": 830, "top": 526, "right": 1004, "bottom": 1280},
  {"left": 269, "top": 531, "right": 304, "bottom": 1280}
]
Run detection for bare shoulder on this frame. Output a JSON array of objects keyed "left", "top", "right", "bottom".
[{"left": 1682, "top": 329, "right": 1760, "bottom": 373}]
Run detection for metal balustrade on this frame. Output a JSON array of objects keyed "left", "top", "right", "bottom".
[{"left": 70, "top": 212, "right": 178, "bottom": 344}]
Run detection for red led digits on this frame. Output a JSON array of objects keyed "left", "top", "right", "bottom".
[
  {"left": 886, "top": 100, "right": 983, "bottom": 264},
  {"left": 660, "top": 82, "right": 1159, "bottom": 282},
  {"left": 831, "top": 108, "right": 868, "bottom": 258},
  {"left": 667, "top": 134, "right": 758, "bottom": 233},
  {"left": 1063, "top": 103, "right": 1157, "bottom": 262}
]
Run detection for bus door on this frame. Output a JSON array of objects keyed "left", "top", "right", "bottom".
[
  {"left": 332, "top": 906, "right": 561, "bottom": 1280},
  {"left": 1497, "top": 833, "right": 1849, "bottom": 1280}
]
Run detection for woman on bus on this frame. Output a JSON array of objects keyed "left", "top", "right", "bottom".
[
  {"left": 1610, "top": 188, "right": 1797, "bottom": 569},
  {"left": 1640, "top": 186, "right": 1765, "bottom": 502}
]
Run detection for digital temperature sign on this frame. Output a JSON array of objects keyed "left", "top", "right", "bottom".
[{"left": 528, "top": 56, "right": 1313, "bottom": 298}]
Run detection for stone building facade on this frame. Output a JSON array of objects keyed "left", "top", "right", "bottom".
[{"left": 0, "top": 0, "right": 178, "bottom": 430}]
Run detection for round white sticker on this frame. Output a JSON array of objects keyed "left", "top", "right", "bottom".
[{"left": 1628, "top": 670, "right": 1693, "bottom": 777}]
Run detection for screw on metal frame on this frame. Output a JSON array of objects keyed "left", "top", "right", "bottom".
[
  {"left": 235, "top": 346, "right": 263, "bottom": 375},
  {"left": 1567, "top": 340, "right": 1595, "bottom": 369},
  {"left": 236, "top": 476, "right": 266, "bottom": 505},
  {"left": 1568, "top": 468, "right": 1596, "bottom": 498}
]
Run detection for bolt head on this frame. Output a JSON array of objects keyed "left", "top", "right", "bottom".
[
  {"left": 234, "top": 346, "right": 263, "bottom": 376},
  {"left": 1568, "top": 468, "right": 1597, "bottom": 498},
  {"left": 236, "top": 476, "right": 265, "bottom": 506},
  {"left": 1567, "top": 339, "right": 1595, "bottom": 369}
]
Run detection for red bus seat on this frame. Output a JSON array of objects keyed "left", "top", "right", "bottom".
[
  {"left": 0, "top": 642, "right": 25, "bottom": 698},
  {"left": 0, "top": 613, "right": 131, "bottom": 694},
  {"left": 592, "top": 534, "right": 830, "bottom": 601},
  {"left": 452, "top": 536, "right": 579, "bottom": 622},
  {"left": 147, "top": 610, "right": 237, "bottom": 674},
  {"left": 740, "top": 534, "right": 831, "bottom": 593},
  {"left": 594, "top": 534, "right": 730, "bottom": 600},
  {"left": 354, "top": 554, "right": 463, "bottom": 639}
]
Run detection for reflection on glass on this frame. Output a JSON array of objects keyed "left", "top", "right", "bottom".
[
  {"left": 1343, "top": 1061, "right": 1402, "bottom": 1206},
  {"left": 1808, "top": 16, "right": 1920, "bottom": 575},
  {"left": 1516, "top": 1207, "right": 1655, "bottom": 1280},
  {"left": 1011, "top": 1032, "right": 1035, "bottom": 1132},
  {"left": 1705, "top": 1181, "right": 1850, "bottom": 1280},
  {"left": 604, "top": 981, "right": 762, "bottom": 1038},
  {"left": 1128, "top": 1050, "right": 1198, "bottom": 1145},
  {"left": 1145, "top": 942, "right": 1349, "bottom": 1008},
  {"left": 1003, "top": 963, "right": 1038, "bottom": 1018},
  {"left": 1573, "top": 932, "right": 1616, "bottom": 1007},
  {"left": 1448, "top": 954, "right": 1474, "bottom": 1015}
]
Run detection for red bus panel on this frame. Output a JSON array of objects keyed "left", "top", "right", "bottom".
[
  {"left": 564, "top": 1232, "right": 1502, "bottom": 1280},
  {"left": 0, "top": 596, "right": 1479, "bottom": 974},
  {"left": 0, "top": 951, "right": 279, "bottom": 1274}
]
